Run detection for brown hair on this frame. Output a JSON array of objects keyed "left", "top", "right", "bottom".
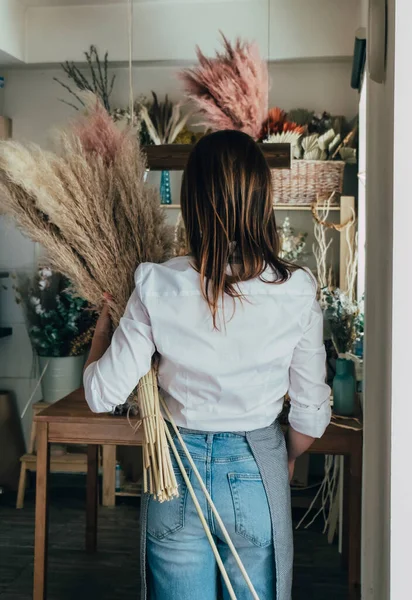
[{"left": 181, "top": 130, "right": 297, "bottom": 326}]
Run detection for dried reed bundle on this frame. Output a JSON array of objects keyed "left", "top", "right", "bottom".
[
  {"left": 72, "top": 98, "right": 127, "bottom": 165},
  {"left": 0, "top": 97, "right": 178, "bottom": 501},
  {"left": 139, "top": 92, "right": 191, "bottom": 145},
  {"left": 179, "top": 33, "right": 268, "bottom": 140},
  {"left": 137, "top": 368, "right": 178, "bottom": 501}
]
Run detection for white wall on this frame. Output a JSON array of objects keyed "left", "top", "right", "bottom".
[
  {"left": 0, "top": 0, "right": 26, "bottom": 63},
  {"left": 361, "top": 0, "right": 393, "bottom": 597},
  {"left": 269, "top": 0, "right": 359, "bottom": 60},
  {"left": 391, "top": 0, "right": 412, "bottom": 596},
  {"left": 26, "top": 1, "right": 267, "bottom": 64},
  {"left": 23, "top": 0, "right": 359, "bottom": 65},
  {"left": 362, "top": 0, "right": 412, "bottom": 596},
  {"left": 4, "top": 60, "right": 359, "bottom": 144},
  {"left": 0, "top": 59, "right": 357, "bottom": 445}
]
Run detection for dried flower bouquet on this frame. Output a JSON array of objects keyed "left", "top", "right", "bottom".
[
  {"left": 180, "top": 33, "right": 268, "bottom": 140},
  {"left": 0, "top": 96, "right": 179, "bottom": 501}
]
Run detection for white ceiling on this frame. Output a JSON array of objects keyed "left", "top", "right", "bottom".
[
  {"left": 21, "top": 0, "right": 176, "bottom": 6},
  {"left": 22, "top": 1, "right": 130, "bottom": 6}
]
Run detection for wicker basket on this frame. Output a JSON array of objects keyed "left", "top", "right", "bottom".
[{"left": 272, "top": 160, "right": 345, "bottom": 206}]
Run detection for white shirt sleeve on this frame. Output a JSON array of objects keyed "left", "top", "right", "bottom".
[
  {"left": 83, "top": 265, "right": 155, "bottom": 413},
  {"left": 288, "top": 297, "right": 331, "bottom": 438}
]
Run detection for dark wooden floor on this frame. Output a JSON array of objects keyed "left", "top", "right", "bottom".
[{"left": 0, "top": 478, "right": 347, "bottom": 599}]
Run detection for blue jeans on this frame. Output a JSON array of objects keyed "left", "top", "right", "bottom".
[{"left": 146, "top": 430, "right": 275, "bottom": 600}]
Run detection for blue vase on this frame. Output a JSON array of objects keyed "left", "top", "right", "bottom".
[
  {"left": 160, "top": 170, "right": 172, "bottom": 205},
  {"left": 353, "top": 334, "right": 364, "bottom": 358},
  {"left": 333, "top": 358, "right": 356, "bottom": 416}
]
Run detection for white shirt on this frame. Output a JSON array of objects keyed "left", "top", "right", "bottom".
[{"left": 84, "top": 256, "right": 331, "bottom": 437}]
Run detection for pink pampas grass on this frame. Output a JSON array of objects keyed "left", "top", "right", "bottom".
[
  {"left": 179, "top": 33, "right": 268, "bottom": 140},
  {"left": 71, "top": 92, "right": 126, "bottom": 165}
]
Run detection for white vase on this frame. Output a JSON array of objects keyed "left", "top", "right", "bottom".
[{"left": 39, "top": 355, "right": 85, "bottom": 405}]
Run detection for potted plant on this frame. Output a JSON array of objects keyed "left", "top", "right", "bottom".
[
  {"left": 323, "top": 288, "right": 361, "bottom": 416},
  {"left": 16, "top": 268, "right": 95, "bottom": 404}
]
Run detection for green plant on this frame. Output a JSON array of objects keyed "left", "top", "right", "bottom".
[
  {"left": 322, "top": 288, "right": 361, "bottom": 355},
  {"left": 16, "top": 268, "right": 95, "bottom": 357},
  {"left": 278, "top": 217, "right": 307, "bottom": 263},
  {"left": 54, "top": 45, "right": 115, "bottom": 111}
]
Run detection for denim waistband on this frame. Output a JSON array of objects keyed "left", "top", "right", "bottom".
[
  {"left": 165, "top": 419, "right": 248, "bottom": 437},
  {"left": 164, "top": 419, "right": 278, "bottom": 438}
]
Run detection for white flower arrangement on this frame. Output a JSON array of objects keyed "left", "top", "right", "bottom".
[{"left": 279, "top": 217, "right": 307, "bottom": 263}]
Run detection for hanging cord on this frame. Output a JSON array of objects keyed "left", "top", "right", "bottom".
[
  {"left": 128, "top": 0, "right": 134, "bottom": 124},
  {"left": 127, "top": 0, "right": 150, "bottom": 181},
  {"left": 267, "top": 0, "right": 270, "bottom": 140}
]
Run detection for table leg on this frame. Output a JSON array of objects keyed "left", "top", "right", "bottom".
[
  {"left": 342, "top": 457, "right": 349, "bottom": 569},
  {"left": 86, "top": 445, "right": 98, "bottom": 553},
  {"left": 102, "top": 445, "right": 116, "bottom": 507},
  {"left": 33, "top": 422, "right": 49, "bottom": 600},
  {"left": 346, "top": 440, "right": 363, "bottom": 599}
]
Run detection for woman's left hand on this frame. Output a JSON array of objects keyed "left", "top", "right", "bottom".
[
  {"left": 84, "top": 295, "right": 113, "bottom": 372},
  {"left": 93, "top": 293, "right": 113, "bottom": 340}
]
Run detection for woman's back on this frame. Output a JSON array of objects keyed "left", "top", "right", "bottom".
[
  {"left": 144, "top": 257, "right": 319, "bottom": 431},
  {"left": 85, "top": 254, "right": 330, "bottom": 437}
]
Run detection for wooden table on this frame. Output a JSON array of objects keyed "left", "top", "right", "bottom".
[
  {"left": 309, "top": 418, "right": 363, "bottom": 600},
  {"left": 33, "top": 389, "right": 144, "bottom": 600},
  {"left": 33, "top": 390, "right": 362, "bottom": 600}
]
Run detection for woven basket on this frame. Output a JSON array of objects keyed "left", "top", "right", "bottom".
[{"left": 272, "top": 160, "right": 345, "bottom": 206}]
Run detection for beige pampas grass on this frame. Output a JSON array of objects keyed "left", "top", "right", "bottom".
[{"left": 0, "top": 97, "right": 178, "bottom": 500}]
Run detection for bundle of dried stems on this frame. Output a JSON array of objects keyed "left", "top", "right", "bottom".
[
  {"left": 139, "top": 92, "right": 191, "bottom": 145},
  {"left": 311, "top": 195, "right": 358, "bottom": 302},
  {"left": 54, "top": 45, "right": 115, "bottom": 112},
  {"left": 0, "top": 95, "right": 178, "bottom": 501}
]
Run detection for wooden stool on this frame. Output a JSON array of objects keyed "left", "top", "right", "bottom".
[
  {"left": 16, "top": 402, "right": 91, "bottom": 509},
  {"left": 0, "top": 390, "right": 25, "bottom": 491}
]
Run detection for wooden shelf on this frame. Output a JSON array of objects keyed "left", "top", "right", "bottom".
[
  {"left": 144, "top": 143, "right": 290, "bottom": 171},
  {"left": 115, "top": 479, "right": 142, "bottom": 498},
  {"left": 162, "top": 204, "right": 341, "bottom": 212},
  {"left": 20, "top": 450, "right": 88, "bottom": 471},
  {"left": 275, "top": 204, "right": 341, "bottom": 211}
]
